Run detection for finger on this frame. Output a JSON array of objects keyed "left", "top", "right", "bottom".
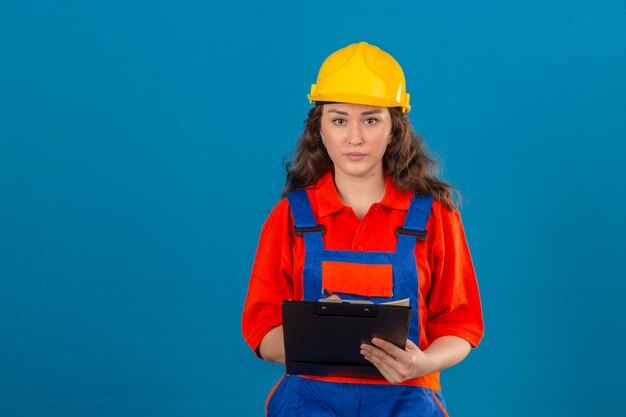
[
  {"left": 362, "top": 344, "right": 414, "bottom": 383},
  {"left": 361, "top": 346, "right": 407, "bottom": 381},
  {"left": 380, "top": 354, "right": 414, "bottom": 383},
  {"left": 361, "top": 349, "right": 392, "bottom": 378},
  {"left": 361, "top": 344, "right": 397, "bottom": 363},
  {"left": 372, "top": 338, "right": 407, "bottom": 359},
  {"left": 404, "top": 338, "right": 420, "bottom": 352},
  {"left": 363, "top": 353, "right": 404, "bottom": 384}
]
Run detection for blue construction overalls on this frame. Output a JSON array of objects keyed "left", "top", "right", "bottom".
[{"left": 266, "top": 189, "right": 448, "bottom": 417}]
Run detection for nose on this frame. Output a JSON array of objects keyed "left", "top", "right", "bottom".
[{"left": 347, "top": 123, "right": 363, "bottom": 145}]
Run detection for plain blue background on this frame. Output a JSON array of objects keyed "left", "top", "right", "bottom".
[{"left": 1, "top": 1, "right": 625, "bottom": 416}]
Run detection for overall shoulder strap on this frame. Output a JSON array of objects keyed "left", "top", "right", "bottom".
[
  {"left": 396, "top": 194, "right": 434, "bottom": 253},
  {"left": 286, "top": 189, "right": 324, "bottom": 250}
]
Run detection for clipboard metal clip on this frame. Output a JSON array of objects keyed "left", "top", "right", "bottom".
[{"left": 313, "top": 302, "right": 378, "bottom": 318}]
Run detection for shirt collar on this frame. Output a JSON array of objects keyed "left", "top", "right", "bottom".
[
  {"left": 310, "top": 170, "right": 344, "bottom": 217},
  {"left": 380, "top": 176, "right": 413, "bottom": 210},
  {"left": 311, "top": 169, "right": 413, "bottom": 217}
]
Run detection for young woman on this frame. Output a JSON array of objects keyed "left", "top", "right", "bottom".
[{"left": 242, "top": 42, "right": 484, "bottom": 416}]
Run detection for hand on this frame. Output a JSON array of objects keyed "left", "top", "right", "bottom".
[
  {"left": 323, "top": 288, "right": 341, "bottom": 301},
  {"left": 360, "top": 335, "right": 472, "bottom": 384},
  {"left": 360, "top": 338, "right": 432, "bottom": 384}
]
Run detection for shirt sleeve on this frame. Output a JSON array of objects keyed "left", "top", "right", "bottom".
[
  {"left": 241, "top": 198, "right": 295, "bottom": 356},
  {"left": 426, "top": 204, "right": 484, "bottom": 348}
]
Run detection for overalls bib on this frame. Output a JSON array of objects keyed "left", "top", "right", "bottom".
[{"left": 266, "top": 190, "right": 449, "bottom": 417}]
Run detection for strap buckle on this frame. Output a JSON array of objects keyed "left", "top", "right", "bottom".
[
  {"left": 293, "top": 225, "right": 326, "bottom": 237},
  {"left": 395, "top": 226, "right": 427, "bottom": 241}
]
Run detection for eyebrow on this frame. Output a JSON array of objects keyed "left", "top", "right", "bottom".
[{"left": 327, "top": 109, "right": 384, "bottom": 116}]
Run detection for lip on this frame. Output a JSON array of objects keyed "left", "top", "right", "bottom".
[{"left": 345, "top": 152, "right": 366, "bottom": 161}]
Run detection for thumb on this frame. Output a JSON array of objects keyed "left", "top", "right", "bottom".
[{"left": 404, "top": 339, "right": 420, "bottom": 352}]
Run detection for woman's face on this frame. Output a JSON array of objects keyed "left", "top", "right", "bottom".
[{"left": 319, "top": 103, "right": 392, "bottom": 181}]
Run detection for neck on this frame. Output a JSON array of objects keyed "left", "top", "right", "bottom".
[{"left": 333, "top": 169, "right": 386, "bottom": 217}]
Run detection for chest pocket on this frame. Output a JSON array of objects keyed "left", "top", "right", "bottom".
[{"left": 321, "top": 261, "right": 393, "bottom": 298}]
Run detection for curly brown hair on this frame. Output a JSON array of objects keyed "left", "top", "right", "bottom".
[{"left": 283, "top": 105, "right": 459, "bottom": 211}]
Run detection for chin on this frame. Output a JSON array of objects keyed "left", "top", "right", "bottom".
[{"left": 337, "top": 165, "right": 378, "bottom": 178}]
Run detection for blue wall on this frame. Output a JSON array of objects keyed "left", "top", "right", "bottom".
[{"left": 1, "top": 1, "right": 625, "bottom": 416}]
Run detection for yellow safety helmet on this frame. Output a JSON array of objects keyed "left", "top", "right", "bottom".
[{"left": 308, "top": 42, "right": 411, "bottom": 113}]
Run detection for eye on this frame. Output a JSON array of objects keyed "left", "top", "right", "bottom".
[
  {"left": 332, "top": 118, "right": 346, "bottom": 126},
  {"left": 364, "top": 118, "right": 378, "bottom": 125}
]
